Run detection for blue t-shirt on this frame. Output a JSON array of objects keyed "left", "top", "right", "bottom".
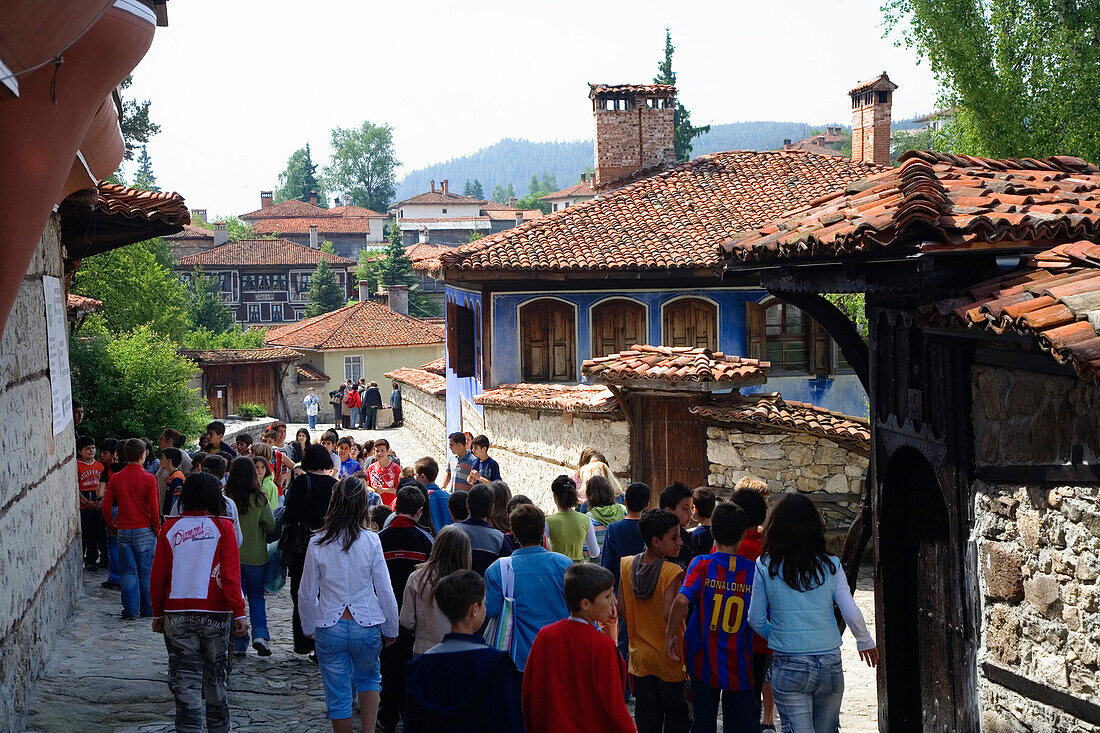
[
  {"left": 473, "top": 455, "right": 501, "bottom": 482},
  {"left": 679, "top": 552, "right": 756, "bottom": 690},
  {"left": 339, "top": 458, "right": 360, "bottom": 479}
]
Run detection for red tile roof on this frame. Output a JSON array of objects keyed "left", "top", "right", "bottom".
[
  {"left": 582, "top": 345, "right": 770, "bottom": 386},
  {"left": 540, "top": 180, "right": 596, "bottom": 200},
  {"left": 175, "top": 239, "right": 355, "bottom": 267},
  {"left": 89, "top": 182, "right": 192, "bottom": 227},
  {"left": 240, "top": 199, "right": 328, "bottom": 220},
  {"left": 395, "top": 190, "right": 487, "bottom": 207},
  {"left": 164, "top": 223, "right": 215, "bottom": 240},
  {"left": 384, "top": 367, "right": 446, "bottom": 397},
  {"left": 726, "top": 151, "right": 1100, "bottom": 264},
  {"left": 922, "top": 241, "right": 1100, "bottom": 382},
  {"left": 589, "top": 83, "right": 676, "bottom": 97},
  {"left": 180, "top": 347, "right": 301, "bottom": 365},
  {"left": 329, "top": 205, "right": 388, "bottom": 218},
  {"left": 420, "top": 357, "right": 445, "bottom": 375},
  {"left": 265, "top": 300, "right": 444, "bottom": 350},
  {"left": 483, "top": 209, "right": 542, "bottom": 222},
  {"left": 848, "top": 71, "right": 897, "bottom": 95},
  {"left": 60, "top": 182, "right": 191, "bottom": 259},
  {"left": 296, "top": 363, "right": 330, "bottom": 382},
  {"left": 474, "top": 383, "right": 619, "bottom": 414},
  {"left": 66, "top": 293, "right": 103, "bottom": 315},
  {"left": 441, "top": 150, "right": 880, "bottom": 274},
  {"left": 783, "top": 140, "right": 843, "bottom": 157},
  {"left": 691, "top": 394, "right": 870, "bottom": 451},
  {"left": 250, "top": 217, "right": 376, "bottom": 236},
  {"left": 400, "top": 217, "right": 491, "bottom": 224}
]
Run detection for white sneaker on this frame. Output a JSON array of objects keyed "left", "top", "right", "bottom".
[{"left": 253, "top": 638, "right": 272, "bottom": 656}]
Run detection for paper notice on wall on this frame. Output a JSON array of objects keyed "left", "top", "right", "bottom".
[{"left": 43, "top": 276, "right": 73, "bottom": 435}]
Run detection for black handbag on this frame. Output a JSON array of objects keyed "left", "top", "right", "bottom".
[{"left": 278, "top": 475, "right": 313, "bottom": 561}]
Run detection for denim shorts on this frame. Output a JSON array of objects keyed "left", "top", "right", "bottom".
[{"left": 313, "top": 619, "right": 384, "bottom": 719}]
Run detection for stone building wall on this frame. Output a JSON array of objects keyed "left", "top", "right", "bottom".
[
  {"left": 400, "top": 383, "right": 446, "bottom": 458},
  {"left": 971, "top": 365, "right": 1100, "bottom": 731},
  {"left": 0, "top": 215, "right": 82, "bottom": 733}
]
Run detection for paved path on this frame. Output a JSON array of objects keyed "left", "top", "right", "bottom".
[{"left": 24, "top": 426, "right": 879, "bottom": 732}]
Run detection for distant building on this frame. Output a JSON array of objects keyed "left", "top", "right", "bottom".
[
  {"left": 913, "top": 108, "right": 955, "bottom": 132},
  {"left": 539, "top": 174, "right": 596, "bottom": 212},
  {"left": 164, "top": 222, "right": 222, "bottom": 259},
  {"left": 392, "top": 180, "right": 541, "bottom": 245},
  {"left": 239, "top": 193, "right": 389, "bottom": 261},
  {"left": 174, "top": 238, "right": 355, "bottom": 325},
  {"left": 781, "top": 126, "right": 846, "bottom": 157}
]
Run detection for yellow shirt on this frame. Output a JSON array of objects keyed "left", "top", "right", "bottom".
[{"left": 620, "top": 555, "right": 686, "bottom": 682}]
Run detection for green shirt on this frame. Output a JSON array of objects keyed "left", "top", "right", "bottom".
[
  {"left": 545, "top": 509, "right": 591, "bottom": 562},
  {"left": 261, "top": 476, "right": 279, "bottom": 509},
  {"left": 238, "top": 493, "right": 276, "bottom": 566}
]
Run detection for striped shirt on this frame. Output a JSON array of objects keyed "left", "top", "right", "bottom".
[{"left": 679, "top": 552, "right": 756, "bottom": 690}]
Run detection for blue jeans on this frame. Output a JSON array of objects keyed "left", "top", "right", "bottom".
[
  {"left": 308, "top": 414, "right": 317, "bottom": 430},
  {"left": 107, "top": 506, "right": 120, "bottom": 583},
  {"left": 689, "top": 678, "right": 754, "bottom": 733},
  {"left": 234, "top": 563, "right": 268, "bottom": 652},
  {"left": 770, "top": 652, "right": 844, "bottom": 733},
  {"left": 349, "top": 406, "right": 361, "bottom": 428},
  {"left": 117, "top": 527, "right": 156, "bottom": 616},
  {"left": 314, "top": 619, "right": 383, "bottom": 719}
]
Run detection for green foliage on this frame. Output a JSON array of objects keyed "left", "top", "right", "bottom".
[
  {"left": 193, "top": 215, "right": 256, "bottom": 241},
  {"left": 654, "top": 29, "right": 711, "bottom": 161},
  {"left": 72, "top": 239, "right": 190, "bottom": 341},
  {"left": 379, "top": 225, "right": 415, "bottom": 287},
  {"left": 890, "top": 127, "right": 937, "bottom": 164},
  {"left": 185, "top": 268, "right": 234, "bottom": 333},
  {"left": 324, "top": 121, "right": 399, "bottom": 213},
  {"left": 355, "top": 249, "right": 385, "bottom": 295},
  {"left": 69, "top": 324, "right": 210, "bottom": 441},
  {"left": 491, "top": 182, "right": 517, "bottom": 203},
  {"left": 470, "top": 179, "right": 484, "bottom": 199},
  {"left": 824, "top": 293, "right": 869, "bottom": 339},
  {"left": 235, "top": 402, "right": 267, "bottom": 419},
  {"left": 133, "top": 146, "right": 158, "bottom": 192},
  {"left": 179, "top": 325, "right": 266, "bottom": 350},
  {"left": 882, "top": 0, "right": 1100, "bottom": 162},
  {"left": 276, "top": 144, "right": 326, "bottom": 206},
  {"left": 119, "top": 76, "right": 161, "bottom": 162},
  {"left": 304, "top": 249, "right": 346, "bottom": 318},
  {"left": 467, "top": 229, "right": 484, "bottom": 243}
]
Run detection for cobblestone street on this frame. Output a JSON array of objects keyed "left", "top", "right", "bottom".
[{"left": 24, "top": 427, "right": 878, "bottom": 732}]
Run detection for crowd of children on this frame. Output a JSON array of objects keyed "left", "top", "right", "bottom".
[{"left": 78, "top": 420, "right": 877, "bottom": 732}]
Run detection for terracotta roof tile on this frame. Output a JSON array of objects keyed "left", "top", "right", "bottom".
[
  {"left": 250, "top": 217, "right": 376, "bottom": 236},
  {"left": 164, "top": 223, "right": 215, "bottom": 240},
  {"left": 419, "top": 357, "right": 445, "bottom": 375},
  {"left": 394, "top": 190, "right": 487, "bottom": 207},
  {"left": 179, "top": 347, "right": 301, "bottom": 365},
  {"left": 442, "top": 151, "right": 880, "bottom": 274},
  {"left": 589, "top": 83, "right": 676, "bottom": 97},
  {"left": 265, "top": 300, "right": 444, "bottom": 350},
  {"left": 690, "top": 394, "right": 870, "bottom": 453},
  {"left": 176, "top": 239, "right": 355, "bottom": 267},
  {"left": 848, "top": 72, "right": 898, "bottom": 95},
  {"left": 540, "top": 180, "right": 596, "bottom": 200},
  {"left": 474, "top": 383, "right": 619, "bottom": 413},
  {"left": 384, "top": 367, "right": 446, "bottom": 397},
  {"left": 727, "top": 151, "right": 1100, "bottom": 263},
  {"left": 923, "top": 241, "right": 1100, "bottom": 381},
  {"left": 240, "top": 199, "right": 328, "bottom": 220},
  {"left": 482, "top": 209, "right": 543, "bottom": 221},
  {"left": 88, "top": 182, "right": 191, "bottom": 227},
  {"left": 60, "top": 182, "right": 191, "bottom": 259},
  {"left": 66, "top": 293, "right": 103, "bottom": 314},
  {"left": 582, "top": 345, "right": 770, "bottom": 386},
  {"left": 296, "top": 363, "right": 330, "bottom": 382}
]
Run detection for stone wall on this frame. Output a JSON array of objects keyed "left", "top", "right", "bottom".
[
  {"left": 401, "top": 382, "right": 446, "bottom": 456},
  {"left": 0, "top": 215, "right": 82, "bottom": 732},
  {"left": 705, "top": 424, "right": 867, "bottom": 535}
]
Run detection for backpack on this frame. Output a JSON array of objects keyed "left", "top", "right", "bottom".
[{"left": 345, "top": 389, "right": 361, "bottom": 408}]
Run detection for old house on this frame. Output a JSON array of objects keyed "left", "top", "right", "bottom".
[
  {"left": 239, "top": 193, "right": 389, "bottom": 261},
  {"left": 539, "top": 173, "right": 596, "bottom": 212},
  {"left": 181, "top": 347, "right": 301, "bottom": 420},
  {"left": 163, "top": 221, "right": 221, "bottom": 259},
  {"left": 393, "top": 180, "right": 542, "bottom": 245},
  {"left": 727, "top": 151, "right": 1100, "bottom": 731},
  {"left": 174, "top": 238, "right": 355, "bottom": 325}
]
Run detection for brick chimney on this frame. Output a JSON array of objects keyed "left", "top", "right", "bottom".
[
  {"left": 590, "top": 83, "right": 676, "bottom": 190},
  {"left": 441, "top": 179, "right": 449, "bottom": 195},
  {"left": 387, "top": 284, "right": 408, "bottom": 316},
  {"left": 309, "top": 190, "right": 318, "bottom": 206},
  {"left": 515, "top": 212, "right": 523, "bottom": 226},
  {"left": 430, "top": 180, "right": 436, "bottom": 193},
  {"left": 260, "top": 191, "right": 274, "bottom": 209},
  {"left": 357, "top": 280, "right": 370, "bottom": 301},
  {"left": 309, "top": 225, "right": 319, "bottom": 248},
  {"left": 849, "top": 71, "right": 897, "bottom": 166},
  {"left": 213, "top": 222, "right": 228, "bottom": 246},
  {"left": 418, "top": 228, "right": 428, "bottom": 244},
  {"left": 192, "top": 208, "right": 207, "bottom": 223}
]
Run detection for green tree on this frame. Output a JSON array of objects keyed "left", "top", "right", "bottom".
[
  {"left": 69, "top": 323, "right": 211, "bottom": 440},
  {"left": 305, "top": 242, "right": 346, "bottom": 317},
  {"left": 275, "top": 144, "right": 326, "bottom": 206},
  {"left": 883, "top": 0, "right": 1100, "bottom": 162},
  {"left": 378, "top": 225, "right": 441, "bottom": 318},
  {"left": 119, "top": 75, "right": 161, "bottom": 162},
  {"left": 654, "top": 28, "right": 711, "bottom": 161},
  {"left": 491, "top": 182, "right": 516, "bottom": 203},
  {"left": 470, "top": 179, "right": 484, "bottom": 199},
  {"left": 467, "top": 228, "right": 484, "bottom": 243},
  {"left": 463, "top": 179, "right": 473, "bottom": 196},
  {"left": 193, "top": 215, "right": 256, "bottom": 241},
  {"left": 179, "top": 325, "right": 267, "bottom": 350},
  {"left": 355, "top": 248, "right": 385, "bottom": 296},
  {"left": 324, "top": 121, "right": 399, "bottom": 213},
  {"left": 528, "top": 174, "right": 541, "bottom": 196},
  {"left": 132, "top": 145, "right": 158, "bottom": 192},
  {"left": 185, "top": 268, "right": 234, "bottom": 333},
  {"left": 539, "top": 173, "right": 557, "bottom": 194},
  {"left": 72, "top": 238, "right": 190, "bottom": 340}
]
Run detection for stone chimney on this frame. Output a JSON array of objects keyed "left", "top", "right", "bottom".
[
  {"left": 357, "top": 280, "right": 370, "bottom": 301},
  {"left": 430, "top": 180, "right": 436, "bottom": 193},
  {"left": 590, "top": 83, "right": 676, "bottom": 190},
  {"left": 508, "top": 196, "right": 516, "bottom": 207},
  {"left": 441, "top": 179, "right": 449, "bottom": 195},
  {"left": 213, "top": 222, "right": 228, "bottom": 246},
  {"left": 418, "top": 228, "right": 428, "bottom": 244},
  {"left": 387, "top": 284, "right": 408, "bottom": 316},
  {"left": 309, "top": 190, "right": 318, "bottom": 206},
  {"left": 260, "top": 191, "right": 274, "bottom": 209},
  {"left": 309, "top": 225, "right": 319, "bottom": 249},
  {"left": 192, "top": 208, "right": 207, "bottom": 223},
  {"left": 849, "top": 71, "right": 897, "bottom": 166},
  {"left": 515, "top": 212, "right": 523, "bottom": 226}
]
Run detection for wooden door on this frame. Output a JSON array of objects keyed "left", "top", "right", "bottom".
[
  {"left": 210, "top": 384, "right": 229, "bottom": 419},
  {"left": 521, "top": 299, "right": 576, "bottom": 382},
  {"left": 229, "top": 364, "right": 278, "bottom": 416},
  {"left": 592, "top": 299, "right": 646, "bottom": 358},
  {"left": 630, "top": 394, "right": 706, "bottom": 504},
  {"left": 663, "top": 298, "right": 717, "bottom": 350}
]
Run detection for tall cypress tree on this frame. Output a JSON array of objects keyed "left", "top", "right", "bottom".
[
  {"left": 654, "top": 29, "right": 710, "bottom": 161},
  {"left": 304, "top": 242, "right": 346, "bottom": 317},
  {"left": 133, "top": 145, "right": 159, "bottom": 191}
]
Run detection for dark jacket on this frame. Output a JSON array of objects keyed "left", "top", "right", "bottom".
[
  {"left": 378, "top": 515, "right": 434, "bottom": 609},
  {"left": 281, "top": 472, "right": 336, "bottom": 572},
  {"left": 453, "top": 518, "right": 511, "bottom": 575},
  {"left": 365, "top": 386, "right": 384, "bottom": 408}
]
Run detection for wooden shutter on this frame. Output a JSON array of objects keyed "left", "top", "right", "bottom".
[
  {"left": 521, "top": 299, "right": 575, "bottom": 381},
  {"left": 745, "top": 301, "right": 766, "bottom": 361},
  {"left": 449, "top": 302, "right": 476, "bottom": 377},
  {"left": 808, "top": 317, "right": 830, "bottom": 376},
  {"left": 664, "top": 298, "right": 717, "bottom": 351},
  {"left": 592, "top": 299, "right": 646, "bottom": 358}
]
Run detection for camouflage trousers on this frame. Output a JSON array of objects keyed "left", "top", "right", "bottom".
[{"left": 164, "top": 612, "right": 234, "bottom": 733}]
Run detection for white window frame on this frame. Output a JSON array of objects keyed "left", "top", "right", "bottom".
[{"left": 344, "top": 355, "right": 363, "bottom": 383}]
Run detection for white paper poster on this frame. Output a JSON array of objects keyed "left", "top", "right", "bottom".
[{"left": 43, "top": 276, "right": 73, "bottom": 435}]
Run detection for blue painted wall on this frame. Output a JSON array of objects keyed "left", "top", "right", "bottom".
[{"left": 443, "top": 286, "right": 484, "bottom": 436}]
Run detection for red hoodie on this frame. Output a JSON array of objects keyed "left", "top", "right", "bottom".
[{"left": 150, "top": 512, "right": 246, "bottom": 620}]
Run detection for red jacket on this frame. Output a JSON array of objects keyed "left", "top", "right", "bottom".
[
  {"left": 522, "top": 618, "right": 635, "bottom": 733},
  {"left": 150, "top": 512, "right": 246, "bottom": 619},
  {"left": 345, "top": 389, "right": 362, "bottom": 408},
  {"left": 738, "top": 528, "right": 770, "bottom": 656},
  {"left": 102, "top": 463, "right": 160, "bottom": 531}
]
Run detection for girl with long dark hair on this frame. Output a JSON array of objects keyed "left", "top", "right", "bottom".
[
  {"left": 298, "top": 476, "right": 399, "bottom": 733},
  {"left": 224, "top": 456, "right": 275, "bottom": 656},
  {"left": 400, "top": 525, "right": 472, "bottom": 654},
  {"left": 747, "top": 493, "right": 877, "bottom": 732},
  {"left": 486, "top": 480, "right": 513, "bottom": 533}
]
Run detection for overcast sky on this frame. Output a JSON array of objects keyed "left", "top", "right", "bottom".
[{"left": 127, "top": 0, "right": 938, "bottom": 216}]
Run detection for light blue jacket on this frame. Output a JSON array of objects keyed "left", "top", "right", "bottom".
[
  {"left": 485, "top": 546, "right": 572, "bottom": 671},
  {"left": 748, "top": 554, "right": 871, "bottom": 655}
]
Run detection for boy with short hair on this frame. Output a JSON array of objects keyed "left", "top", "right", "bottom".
[
  {"left": 160, "top": 448, "right": 185, "bottom": 515},
  {"left": 690, "top": 487, "right": 718, "bottom": 556},
  {"left": 336, "top": 436, "right": 359, "bottom": 479},
  {"left": 202, "top": 421, "right": 238, "bottom": 461},
  {"left": 467, "top": 435, "right": 500, "bottom": 485},
  {"left": 619, "top": 509, "right": 688, "bottom": 733},
  {"left": 522, "top": 564, "right": 634, "bottom": 733},
  {"left": 448, "top": 490, "right": 469, "bottom": 523},
  {"left": 416, "top": 457, "right": 451, "bottom": 530},
  {"left": 77, "top": 436, "right": 104, "bottom": 571},
  {"left": 403, "top": 570, "right": 524, "bottom": 732},
  {"left": 233, "top": 433, "right": 253, "bottom": 456},
  {"left": 601, "top": 481, "right": 651, "bottom": 682},
  {"left": 666, "top": 502, "right": 755, "bottom": 733},
  {"left": 660, "top": 482, "right": 695, "bottom": 569},
  {"left": 367, "top": 438, "right": 401, "bottom": 506},
  {"left": 319, "top": 433, "right": 339, "bottom": 471},
  {"left": 102, "top": 438, "right": 161, "bottom": 620},
  {"left": 455, "top": 484, "right": 511, "bottom": 575},
  {"left": 441, "top": 432, "right": 475, "bottom": 492}
]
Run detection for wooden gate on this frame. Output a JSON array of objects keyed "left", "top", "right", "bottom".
[{"left": 630, "top": 394, "right": 707, "bottom": 504}]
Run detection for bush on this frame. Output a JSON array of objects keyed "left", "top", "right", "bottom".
[
  {"left": 180, "top": 325, "right": 267, "bottom": 350},
  {"left": 235, "top": 402, "right": 267, "bottom": 420}
]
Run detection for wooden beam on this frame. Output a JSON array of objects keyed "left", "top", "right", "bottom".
[
  {"left": 769, "top": 290, "right": 869, "bottom": 391},
  {"left": 983, "top": 662, "right": 1100, "bottom": 726},
  {"left": 606, "top": 384, "right": 632, "bottom": 425}
]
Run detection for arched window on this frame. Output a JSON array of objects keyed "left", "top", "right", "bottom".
[
  {"left": 520, "top": 299, "right": 576, "bottom": 382},
  {"left": 592, "top": 299, "right": 646, "bottom": 358},
  {"left": 746, "top": 298, "right": 839, "bottom": 375},
  {"left": 663, "top": 297, "right": 717, "bottom": 351}
]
